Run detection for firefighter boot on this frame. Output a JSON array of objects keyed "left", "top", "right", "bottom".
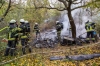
[
  {"left": 29, "top": 46, "right": 32, "bottom": 53},
  {"left": 10, "top": 48, "right": 15, "bottom": 56},
  {"left": 4, "top": 48, "right": 10, "bottom": 56},
  {"left": 22, "top": 47, "right": 26, "bottom": 54}
]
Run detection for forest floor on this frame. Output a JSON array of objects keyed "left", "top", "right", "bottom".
[{"left": 0, "top": 41, "right": 100, "bottom": 66}]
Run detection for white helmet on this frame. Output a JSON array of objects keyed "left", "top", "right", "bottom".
[
  {"left": 56, "top": 21, "right": 59, "bottom": 24},
  {"left": 20, "top": 19, "right": 25, "bottom": 23},
  {"left": 9, "top": 19, "right": 16, "bottom": 23},
  {"left": 13, "top": 19, "right": 16, "bottom": 23},
  {"left": 25, "top": 20, "right": 28, "bottom": 23}
]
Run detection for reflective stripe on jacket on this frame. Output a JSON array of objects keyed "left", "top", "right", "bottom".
[
  {"left": 86, "top": 26, "right": 94, "bottom": 32},
  {"left": 21, "top": 35, "right": 27, "bottom": 39},
  {"left": 8, "top": 38, "right": 15, "bottom": 41},
  {"left": 85, "top": 22, "right": 94, "bottom": 32}
]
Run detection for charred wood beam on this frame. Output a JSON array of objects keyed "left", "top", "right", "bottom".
[{"left": 0, "top": 0, "right": 11, "bottom": 22}]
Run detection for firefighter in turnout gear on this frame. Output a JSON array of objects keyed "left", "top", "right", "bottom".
[
  {"left": 91, "top": 22, "right": 97, "bottom": 41},
  {"left": 19, "top": 19, "right": 27, "bottom": 54},
  {"left": 85, "top": 20, "right": 96, "bottom": 43},
  {"left": 25, "top": 20, "right": 32, "bottom": 53},
  {"left": 34, "top": 23, "right": 40, "bottom": 39},
  {"left": 4, "top": 19, "right": 18, "bottom": 56},
  {"left": 14, "top": 20, "right": 19, "bottom": 48},
  {"left": 25, "top": 20, "right": 30, "bottom": 36},
  {"left": 56, "top": 21, "right": 63, "bottom": 42},
  {"left": 25, "top": 20, "right": 30, "bottom": 31}
]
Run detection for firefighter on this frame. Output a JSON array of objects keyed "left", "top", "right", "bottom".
[
  {"left": 14, "top": 20, "right": 19, "bottom": 48},
  {"left": 85, "top": 21, "right": 95, "bottom": 43},
  {"left": 25, "top": 20, "right": 30, "bottom": 35},
  {"left": 34, "top": 23, "right": 40, "bottom": 39},
  {"left": 56, "top": 21, "right": 63, "bottom": 42},
  {"left": 91, "top": 22, "right": 96, "bottom": 29},
  {"left": 19, "top": 19, "right": 27, "bottom": 54},
  {"left": 25, "top": 20, "right": 32, "bottom": 53},
  {"left": 4, "top": 19, "right": 18, "bottom": 56},
  {"left": 91, "top": 22, "right": 97, "bottom": 42}
]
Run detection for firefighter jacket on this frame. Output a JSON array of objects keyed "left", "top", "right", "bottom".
[
  {"left": 19, "top": 23, "right": 27, "bottom": 39},
  {"left": 85, "top": 22, "right": 96, "bottom": 32},
  {"left": 0, "top": 24, "right": 21, "bottom": 41},
  {"left": 25, "top": 23, "right": 30, "bottom": 33},
  {"left": 7, "top": 24, "right": 19, "bottom": 41},
  {"left": 34, "top": 25, "right": 40, "bottom": 32},
  {"left": 56, "top": 22, "right": 63, "bottom": 31},
  {"left": 91, "top": 22, "right": 96, "bottom": 29}
]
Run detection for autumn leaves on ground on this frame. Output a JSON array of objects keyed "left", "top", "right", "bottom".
[{"left": 0, "top": 42, "right": 100, "bottom": 66}]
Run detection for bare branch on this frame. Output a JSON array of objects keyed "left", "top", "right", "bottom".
[
  {"left": 66, "top": 0, "right": 70, "bottom": 2},
  {"left": 72, "top": 0, "right": 82, "bottom": 4},
  {"left": 12, "top": 4, "right": 26, "bottom": 10},
  {"left": 35, "top": 6, "right": 66, "bottom": 11},
  {"left": 71, "top": 4, "right": 87, "bottom": 11},
  {"left": 0, "top": 3, "right": 4, "bottom": 9},
  {"left": 58, "top": 0, "right": 65, "bottom": 2},
  {"left": 33, "top": 0, "right": 66, "bottom": 11},
  {"left": 72, "top": 0, "right": 78, "bottom": 2},
  {"left": 71, "top": 0, "right": 98, "bottom": 11},
  {"left": 58, "top": 0, "right": 68, "bottom": 8},
  {"left": 71, "top": 1, "right": 90, "bottom": 11},
  {"left": 0, "top": 0, "right": 11, "bottom": 22}
]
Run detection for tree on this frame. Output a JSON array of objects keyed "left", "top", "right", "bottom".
[
  {"left": 0, "top": 0, "right": 5, "bottom": 9},
  {"left": 33, "top": 0, "right": 99, "bottom": 38},
  {"left": 9, "top": 0, "right": 59, "bottom": 24},
  {"left": 0, "top": 0, "right": 11, "bottom": 22}
]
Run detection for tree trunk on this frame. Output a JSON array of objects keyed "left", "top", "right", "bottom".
[
  {"left": 67, "top": 10, "right": 76, "bottom": 38},
  {"left": 67, "top": 1, "right": 76, "bottom": 39}
]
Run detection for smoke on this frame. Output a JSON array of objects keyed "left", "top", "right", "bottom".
[
  {"left": 58, "top": 0, "right": 98, "bottom": 38},
  {"left": 41, "top": 0, "right": 98, "bottom": 39},
  {"left": 60, "top": 8, "right": 93, "bottom": 38}
]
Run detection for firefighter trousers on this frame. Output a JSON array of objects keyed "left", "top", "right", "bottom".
[
  {"left": 86, "top": 31, "right": 95, "bottom": 42},
  {"left": 57, "top": 31, "right": 61, "bottom": 42},
  {"left": 36, "top": 30, "right": 40, "bottom": 39},
  {"left": 21, "top": 39, "right": 27, "bottom": 54},
  {"left": 4, "top": 40, "right": 16, "bottom": 56}
]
